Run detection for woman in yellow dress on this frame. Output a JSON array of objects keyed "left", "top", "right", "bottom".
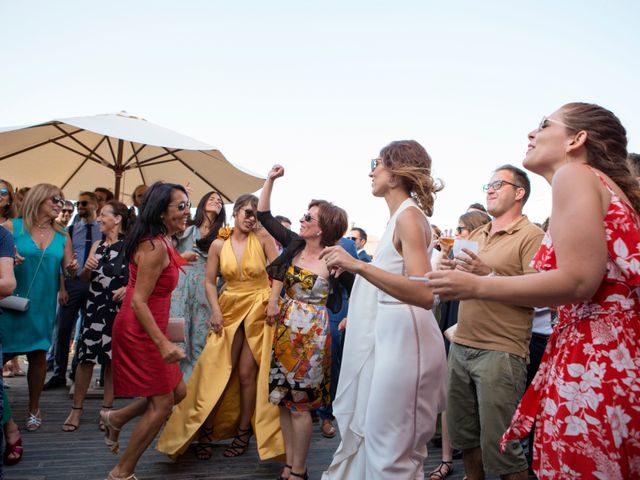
[{"left": 157, "top": 194, "right": 284, "bottom": 461}]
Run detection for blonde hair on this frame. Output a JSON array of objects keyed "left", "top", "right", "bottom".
[
  {"left": 20, "top": 183, "right": 66, "bottom": 234},
  {"left": 379, "top": 140, "right": 444, "bottom": 216}
]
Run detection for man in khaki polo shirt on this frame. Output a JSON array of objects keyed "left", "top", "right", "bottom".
[{"left": 445, "top": 165, "right": 544, "bottom": 480}]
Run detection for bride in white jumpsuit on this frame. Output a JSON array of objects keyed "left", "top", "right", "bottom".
[{"left": 321, "top": 141, "right": 447, "bottom": 479}]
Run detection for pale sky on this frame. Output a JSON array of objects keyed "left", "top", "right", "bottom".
[{"left": 2, "top": 1, "right": 638, "bottom": 239}]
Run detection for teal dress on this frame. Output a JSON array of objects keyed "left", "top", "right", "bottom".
[{"left": 0, "top": 218, "right": 66, "bottom": 353}]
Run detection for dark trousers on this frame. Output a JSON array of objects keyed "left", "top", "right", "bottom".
[
  {"left": 525, "top": 332, "right": 549, "bottom": 462},
  {"left": 52, "top": 278, "right": 89, "bottom": 380}
]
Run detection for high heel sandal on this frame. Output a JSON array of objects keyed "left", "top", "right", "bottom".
[
  {"left": 276, "top": 464, "right": 292, "bottom": 480},
  {"left": 100, "top": 409, "right": 121, "bottom": 455},
  {"left": 105, "top": 473, "right": 138, "bottom": 480},
  {"left": 428, "top": 460, "right": 454, "bottom": 479},
  {"left": 223, "top": 426, "right": 252, "bottom": 457},
  {"left": 290, "top": 470, "right": 309, "bottom": 480},
  {"left": 3, "top": 427, "right": 23, "bottom": 466},
  {"left": 62, "top": 406, "right": 83, "bottom": 432},
  {"left": 25, "top": 410, "right": 42, "bottom": 432},
  {"left": 194, "top": 426, "right": 215, "bottom": 460},
  {"left": 99, "top": 405, "right": 113, "bottom": 432}
]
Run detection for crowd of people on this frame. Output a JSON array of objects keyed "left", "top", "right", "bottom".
[{"left": 0, "top": 101, "right": 638, "bottom": 480}]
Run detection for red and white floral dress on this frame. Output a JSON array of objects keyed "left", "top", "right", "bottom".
[{"left": 501, "top": 171, "right": 640, "bottom": 480}]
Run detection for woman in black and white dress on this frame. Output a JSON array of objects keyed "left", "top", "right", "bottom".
[{"left": 62, "top": 200, "right": 134, "bottom": 432}]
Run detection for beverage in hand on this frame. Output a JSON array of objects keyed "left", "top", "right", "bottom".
[{"left": 439, "top": 236, "right": 455, "bottom": 248}]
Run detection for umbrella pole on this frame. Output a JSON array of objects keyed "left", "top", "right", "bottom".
[{"left": 114, "top": 139, "right": 124, "bottom": 200}]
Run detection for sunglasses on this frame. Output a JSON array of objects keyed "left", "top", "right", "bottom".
[
  {"left": 0, "top": 188, "right": 9, "bottom": 197},
  {"left": 51, "top": 195, "right": 65, "bottom": 206},
  {"left": 61, "top": 209, "right": 74, "bottom": 214},
  {"left": 456, "top": 226, "right": 469, "bottom": 234},
  {"left": 75, "top": 200, "right": 90, "bottom": 207},
  {"left": 371, "top": 158, "right": 382, "bottom": 172},
  {"left": 242, "top": 208, "right": 256, "bottom": 219},
  {"left": 346, "top": 236, "right": 360, "bottom": 242},
  {"left": 302, "top": 212, "right": 318, "bottom": 222},
  {"left": 169, "top": 201, "right": 191, "bottom": 211},
  {"left": 537, "top": 116, "right": 572, "bottom": 132}
]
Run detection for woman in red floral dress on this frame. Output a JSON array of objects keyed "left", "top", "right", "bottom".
[{"left": 429, "top": 102, "right": 640, "bottom": 480}]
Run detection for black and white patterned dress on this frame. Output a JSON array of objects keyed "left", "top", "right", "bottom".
[{"left": 77, "top": 236, "right": 128, "bottom": 365}]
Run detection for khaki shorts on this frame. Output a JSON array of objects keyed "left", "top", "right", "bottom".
[{"left": 446, "top": 343, "right": 529, "bottom": 476}]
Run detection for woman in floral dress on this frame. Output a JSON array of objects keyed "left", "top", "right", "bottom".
[
  {"left": 429, "top": 102, "right": 640, "bottom": 479},
  {"left": 257, "top": 165, "right": 353, "bottom": 480},
  {"left": 170, "top": 190, "right": 226, "bottom": 380}
]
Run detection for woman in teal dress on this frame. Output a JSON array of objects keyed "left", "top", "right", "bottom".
[
  {"left": 1, "top": 184, "right": 76, "bottom": 432},
  {"left": 170, "top": 190, "right": 226, "bottom": 380}
]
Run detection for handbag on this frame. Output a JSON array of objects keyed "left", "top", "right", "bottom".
[
  {"left": 0, "top": 247, "right": 47, "bottom": 312},
  {"left": 167, "top": 317, "right": 185, "bottom": 343}
]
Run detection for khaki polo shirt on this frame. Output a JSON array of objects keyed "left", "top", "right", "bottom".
[{"left": 454, "top": 215, "right": 544, "bottom": 358}]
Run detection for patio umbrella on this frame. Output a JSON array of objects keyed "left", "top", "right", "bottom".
[{"left": 0, "top": 111, "right": 264, "bottom": 203}]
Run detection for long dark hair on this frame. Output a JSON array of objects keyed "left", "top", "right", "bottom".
[
  {"left": 194, "top": 191, "right": 227, "bottom": 252},
  {"left": 124, "top": 182, "right": 188, "bottom": 261}
]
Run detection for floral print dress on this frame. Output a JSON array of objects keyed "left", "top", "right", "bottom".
[
  {"left": 269, "top": 265, "right": 331, "bottom": 411},
  {"left": 501, "top": 171, "right": 640, "bottom": 480}
]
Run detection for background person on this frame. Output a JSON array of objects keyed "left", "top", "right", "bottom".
[
  {"left": 94, "top": 187, "right": 114, "bottom": 212},
  {"left": 102, "top": 182, "right": 188, "bottom": 480},
  {"left": 428, "top": 102, "right": 640, "bottom": 480},
  {"left": 131, "top": 184, "right": 148, "bottom": 209},
  {"left": 0, "top": 184, "right": 77, "bottom": 432},
  {"left": 170, "top": 190, "right": 226, "bottom": 380},
  {"left": 45, "top": 191, "right": 101, "bottom": 390},
  {"left": 347, "top": 227, "right": 372, "bottom": 262},
  {"left": 61, "top": 201, "right": 134, "bottom": 432},
  {"left": 56, "top": 200, "right": 75, "bottom": 228}
]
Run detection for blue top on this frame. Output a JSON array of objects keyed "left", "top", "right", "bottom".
[
  {"left": 0, "top": 219, "right": 66, "bottom": 352},
  {"left": 0, "top": 226, "right": 14, "bottom": 258}
]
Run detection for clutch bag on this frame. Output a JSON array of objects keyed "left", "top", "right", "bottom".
[
  {"left": 167, "top": 317, "right": 185, "bottom": 342},
  {"left": 0, "top": 295, "right": 30, "bottom": 312}
]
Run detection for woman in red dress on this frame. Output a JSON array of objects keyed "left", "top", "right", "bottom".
[
  {"left": 429, "top": 103, "right": 640, "bottom": 480},
  {"left": 102, "top": 182, "right": 189, "bottom": 480}
]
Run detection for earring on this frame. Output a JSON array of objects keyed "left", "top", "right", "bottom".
[{"left": 316, "top": 232, "right": 321, "bottom": 237}]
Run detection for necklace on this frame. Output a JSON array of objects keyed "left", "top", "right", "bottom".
[{"left": 35, "top": 221, "right": 51, "bottom": 229}]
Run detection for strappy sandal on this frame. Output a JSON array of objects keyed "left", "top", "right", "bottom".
[
  {"left": 100, "top": 409, "right": 121, "bottom": 455},
  {"left": 105, "top": 473, "right": 138, "bottom": 480},
  {"left": 99, "top": 405, "right": 113, "bottom": 432},
  {"left": 428, "top": 460, "right": 454, "bottom": 479},
  {"left": 25, "top": 410, "right": 42, "bottom": 432},
  {"left": 194, "top": 426, "right": 215, "bottom": 460},
  {"left": 3, "top": 427, "right": 23, "bottom": 465},
  {"left": 276, "top": 463, "right": 292, "bottom": 480},
  {"left": 223, "top": 426, "right": 252, "bottom": 457},
  {"left": 290, "top": 470, "right": 308, "bottom": 480},
  {"left": 62, "top": 406, "right": 83, "bottom": 432}
]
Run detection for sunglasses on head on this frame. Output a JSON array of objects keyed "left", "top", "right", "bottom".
[
  {"left": 0, "top": 188, "right": 9, "bottom": 197},
  {"left": 51, "top": 195, "right": 64, "bottom": 206},
  {"left": 302, "top": 212, "right": 317, "bottom": 222},
  {"left": 169, "top": 201, "right": 191, "bottom": 211}
]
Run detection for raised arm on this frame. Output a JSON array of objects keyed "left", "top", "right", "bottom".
[{"left": 257, "top": 164, "right": 298, "bottom": 247}]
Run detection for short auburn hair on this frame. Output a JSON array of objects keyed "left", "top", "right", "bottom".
[{"left": 308, "top": 199, "right": 348, "bottom": 247}]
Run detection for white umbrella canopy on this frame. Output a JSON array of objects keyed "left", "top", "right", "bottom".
[{"left": 0, "top": 112, "right": 264, "bottom": 203}]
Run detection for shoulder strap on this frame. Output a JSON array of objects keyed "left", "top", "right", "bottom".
[{"left": 25, "top": 247, "right": 47, "bottom": 299}]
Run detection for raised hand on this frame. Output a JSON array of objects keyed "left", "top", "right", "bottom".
[
  {"left": 268, "top": 165, "right": 285, "bottom": 180},
  {"left": 455, "top": 249, "right": 492, "bottom": 276},
  {"left": 320, "top": 245, "right": 359, "bottom": 273},
  {"left": 84, "top": 254, "right": 99, "bottom": 271}
]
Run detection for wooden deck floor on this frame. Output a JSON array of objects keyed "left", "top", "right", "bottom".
[{"left": 3, "top": 367, "right": 508, "bottom": 480}]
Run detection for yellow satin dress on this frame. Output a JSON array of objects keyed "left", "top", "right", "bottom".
[{"left": 157, "top": 232, "right": 284, "bottom": 460}]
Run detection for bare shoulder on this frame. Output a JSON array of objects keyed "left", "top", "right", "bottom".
[
  {"left": 552, "top": 163, "right": 599, "bottom": 190},
  {"left": 137, "top": 238, "right": 168, "bottom": 260},
  {"left": 210, "top": 238, "right": 225, "bottom": 255},
  {"left": 396, "top": 206, "right": 429, "bottom": 234}
]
